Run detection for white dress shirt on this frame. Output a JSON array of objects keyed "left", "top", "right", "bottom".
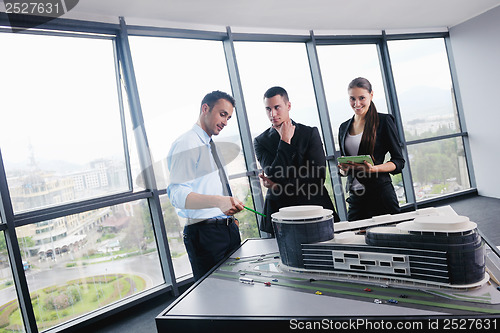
[
  {"left": 345, "top": 131, "right": 365, "bottom": 191},
  {"left": 167, "top": 124, "right": 227, "bottom": 221}
]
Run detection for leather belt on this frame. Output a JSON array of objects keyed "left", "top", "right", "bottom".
[{"left": 189, "top": 216, "right": 235, "bottom": 225}]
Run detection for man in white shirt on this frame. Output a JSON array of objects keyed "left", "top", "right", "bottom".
[{"left": 167, "top": 90, "right": 243, "bottom": 281}]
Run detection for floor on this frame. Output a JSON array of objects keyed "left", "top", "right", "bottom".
[{"left": 71, "top": 194, "right": 500, "bottom": 333}]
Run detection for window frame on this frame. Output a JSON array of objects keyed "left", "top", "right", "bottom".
[{"left": 0, "top": 13, "right": 477, "bottom": 333}]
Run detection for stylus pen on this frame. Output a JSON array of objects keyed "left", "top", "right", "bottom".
[{"left": 243, "top": 205, "right": 267, "bottom": 217}]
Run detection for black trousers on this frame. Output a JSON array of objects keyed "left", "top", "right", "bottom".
[
  {"left": 346, "top": 182, "right": 400, "bottom": 221},
  {"left": 183, "top": 221, "right": 241, "bottom": 281}
]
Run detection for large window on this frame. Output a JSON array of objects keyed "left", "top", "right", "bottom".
[
  {"left": 407, "top": 137, "right": 469, "bottom": 200},
  {"left": 235, "top": 42, "right": 322, "bottom": 136},
  {"left": 13, "top": 200, "right": 163, "bottom": 331},
  {"left": 388, "top": 38, "right": 470, "bottom": 201},
  {"left": 317, "top": 44, "right": 405, "bottom": 204},
  {"left": 234, "top": 41, "right": 339, "bottom": 204},
  {"left": 0, "top": 21, "right": 475, "bottom": 333},
  {"left": 129, "top": 37, "right": 259, "bottom": 278},
  {"left": 388, "top": 38, "right": 460, "bottom": 141},
  {"left": 128, "top": 36, "right": 233, "bottom": 177},
  {"left": 317, "top": 44, "right": 389, "bottom": 149},
  {"left": 0, "top": 31, "right": 169, "bottom": 332},
  {"left": 0, "top": 33, "right": 129, "bottom": 213}
]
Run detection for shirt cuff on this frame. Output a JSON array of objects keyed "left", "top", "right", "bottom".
[{"left": 167, "top": 184, "right": 192, "bottom": 209}]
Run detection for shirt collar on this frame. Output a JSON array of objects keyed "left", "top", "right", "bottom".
[{"left": 192, "top": 124, "right": 211, "bottom": 145}]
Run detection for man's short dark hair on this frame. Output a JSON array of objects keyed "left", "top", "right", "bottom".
[
  {"left": 201, "top": 90, "right": 235, "bottom": 112},
  {"left": 263, "top": 86, "right": 289, "bottom": 102}
]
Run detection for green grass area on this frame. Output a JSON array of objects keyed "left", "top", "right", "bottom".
[
  {"left": 453, "top": 293, "right": 491, "bottom": 300},
  {"left": 430, "top": 290, "right": 493, "bottom": 303},
  {"left": 169, "top": 250, "right": 186, "bottom": 259},
  {"left": 61, "top": 248, "right": 156, "bottom": 268},
  {"left": 0, "top": 274, "right": 146, "bottom": 332},
  {"left": 97, "top": 233, "right": 117, "bottom": 242},
  {"left": 219, "top": 265, "right": 234, "bottom": 272},
  {"left": 0, "top": 281, "right": 13, "bottom": 292}
]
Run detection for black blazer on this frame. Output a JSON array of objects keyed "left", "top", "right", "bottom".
[
  {"left": 338, "top": 113, "right": 405, "bottom": 190},
  {"left": 254, "top": 121, "right": 339, "bottom": 234}
]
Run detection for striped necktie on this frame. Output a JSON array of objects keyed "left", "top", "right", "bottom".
[{"left": 209, "top": 139, "right": 232, "bottom": 196}]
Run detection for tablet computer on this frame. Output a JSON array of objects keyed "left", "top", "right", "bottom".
[{"left": 337, "top": 155, "right": 374, "bottom": 165}]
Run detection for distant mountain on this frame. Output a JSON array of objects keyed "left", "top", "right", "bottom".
[
  {"left": 396, "top": 85, "right": 454, "bottom": 121},
  {"left": 324, "top": 85, "right": 454, "bottom": 126},
  {"left": 37, "top": 159, "right": 87, "bottom": 174},
  {"left": 6, "top": 159, "right": 93, "bottom": 176}
]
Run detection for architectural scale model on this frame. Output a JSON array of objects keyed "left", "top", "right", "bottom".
[{"left": 271, "top": 205, "right": 489, "bottom": 289}]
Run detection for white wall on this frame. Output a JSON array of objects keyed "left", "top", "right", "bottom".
[{"left": 449, "top": 6, "right": 500, "bottom": 199}]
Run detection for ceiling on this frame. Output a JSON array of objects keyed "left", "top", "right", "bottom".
[{"left": 61, "top": 0, "right": 500, "bottom": 34}]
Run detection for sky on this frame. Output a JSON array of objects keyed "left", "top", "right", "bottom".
[
  {"left": 0, "top": 31, "right": 454, "bottom": 177},
  {"left": 0, "top": 33, "right": 122, "bottom": 167}
]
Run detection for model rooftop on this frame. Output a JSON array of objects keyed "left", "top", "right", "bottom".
[{"left": 396, "top": 215, "right": 477, "bottom": 233}]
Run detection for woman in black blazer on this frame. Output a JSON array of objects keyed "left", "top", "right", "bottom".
[{"left": 338, "top": 77, "right": 405, "bottom": 221}]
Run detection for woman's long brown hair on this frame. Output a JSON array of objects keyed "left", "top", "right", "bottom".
[{"left": 348, "top": 77, "right": 380, "bottom": 162}]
